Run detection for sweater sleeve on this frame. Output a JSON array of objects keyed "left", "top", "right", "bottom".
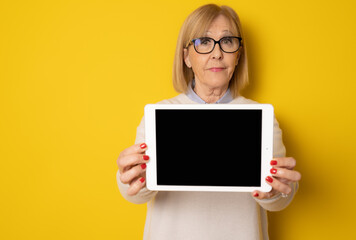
[
  {"left": 116, "top": 117, "right": 158, "bottom": 204},
  {"left": 254, "top": 117, "right": 299, "bottom": 211}
]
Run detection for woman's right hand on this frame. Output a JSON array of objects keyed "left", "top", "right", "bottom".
[{"left": 117, "top": 143, "right": 149, "bottom": 196}]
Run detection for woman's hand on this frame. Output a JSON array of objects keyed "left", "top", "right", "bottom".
[
  {"left": 252, "top": 157, "right": 301, "bottom": 199},
  {"left": 117, "top": 143, "right": 149, "bottom": 196}
]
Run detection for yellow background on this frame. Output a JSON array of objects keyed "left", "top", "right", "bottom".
[{"left": 1, "top": 0, "right": 355, "bottom": 239}]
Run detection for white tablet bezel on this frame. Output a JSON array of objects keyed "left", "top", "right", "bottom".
[{"left": 144, "top": 104, "right": 273, "bottom": 192}]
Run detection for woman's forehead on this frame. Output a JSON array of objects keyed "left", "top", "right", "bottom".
[{"left": 204, "top": 29, "right": 234, "bottom": 37}]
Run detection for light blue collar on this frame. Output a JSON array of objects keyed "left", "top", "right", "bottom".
[{"left": 186, "top": 79, "right": 233, "bottom": 104}]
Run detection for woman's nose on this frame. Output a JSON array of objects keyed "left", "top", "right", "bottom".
[{"left": 211, "top": 43, "right": 223, "bottom": 59}]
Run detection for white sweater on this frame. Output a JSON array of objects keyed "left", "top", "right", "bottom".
[{"left": 117, "top": 94, "right": 298, "bottom": 240}]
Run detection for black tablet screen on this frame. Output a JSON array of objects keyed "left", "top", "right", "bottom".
[{"left": 155, "top": 109, "right": 262, "bottom": 187}]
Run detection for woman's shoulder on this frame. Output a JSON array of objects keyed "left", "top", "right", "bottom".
[{"left": 156, "top": 93, "right": 196, "bottom": 104}]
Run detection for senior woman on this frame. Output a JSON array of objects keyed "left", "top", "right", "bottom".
[{"left": 116, "top": 4, "right": 301, "bottom": 240}]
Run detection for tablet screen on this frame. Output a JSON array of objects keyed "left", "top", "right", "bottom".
[{"left": 155, "top": 109, "right": 262, "bottom": 187}]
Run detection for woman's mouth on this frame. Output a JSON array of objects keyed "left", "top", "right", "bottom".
[{"left": 209, "top": 67, "right": 225, "bottom": 72}]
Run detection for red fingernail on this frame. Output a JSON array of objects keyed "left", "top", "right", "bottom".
[
  {"left": 266, "top": 176, "right": 273, "bottom": 183},
  {"left": 141, "top": 163, "right": 146, "bottom": 169},
  {"left": 253, "top": 192, "right": 259, "bottom": 197},
  {"left": 270, "top": 168, "right": 277, "bottom": 174},
  {"left": 140, "top": 143, "right": 147, "bottom": 149},
  {"left": 139, "top": 177, "right": 145, "bottom": 183},
  {"left": 143, "top": 155, "right": 149, "bottom": 161},
  {"left": 270, "top": 160, "right": 277, "bottom": 165}
]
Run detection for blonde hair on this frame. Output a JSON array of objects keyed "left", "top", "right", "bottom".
[{"left": 172, "top": 4, "right": 249, "bottom": 98}]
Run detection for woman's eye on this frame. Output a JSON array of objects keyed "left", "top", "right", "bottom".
[
  {"left": 200, "top": 38, "right": 209, "bottom": 44},
  {"left": 222, "top": 38, "right": 233, "bottom": 44},
  {"left": 199, "top": 38, "right": 211, "bottom": 45}
]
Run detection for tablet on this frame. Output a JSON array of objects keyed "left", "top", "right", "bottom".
[{"left": 144, "top": 104, "right": 274, "bottom": 192}]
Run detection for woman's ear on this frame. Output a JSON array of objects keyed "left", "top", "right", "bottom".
[{"left": 183, "top": 48, "right": 192, "bottom": 68}]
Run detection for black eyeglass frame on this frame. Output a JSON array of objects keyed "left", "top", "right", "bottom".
[{"left": 188, "top": 36, "right": 243, "bottom": 54}]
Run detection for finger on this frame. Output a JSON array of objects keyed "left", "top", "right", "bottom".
[
  {"left": 251, "top": 190, "right": 277, "bottom": 200},
  {"left": 117, "top": 143, "right": 148, "bottom": 172},
  {"left": 127, "top": 177, "right": 146, "bottom": 196},
  {"left": 270, "top": 168, "right": 301, "bottom": 182},
  {"left": 270, "top": 157, "right": 296, "bottom": 170},
  {"left": 120, "top": 163, "right": 147, "bottom": 184},
  {"left": 118, "top": 153, "right": 150, "bottom": 173},
  {"left": 265, "top": 176, "right": 292, "bottom": 195},
  {"left": 122, "top": 153, "right": 149, "bottom": 168},
  {"left": 120, "top": 143, "right": 148, "bottom": 157}
]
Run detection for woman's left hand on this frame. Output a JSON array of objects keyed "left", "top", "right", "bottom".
[{"left": 252, "top": 157, "right": 301, "bottom": 199}]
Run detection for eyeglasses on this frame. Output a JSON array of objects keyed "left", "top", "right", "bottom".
[{"left": 188, "top": 36, "right": 242, "bottom": 54}]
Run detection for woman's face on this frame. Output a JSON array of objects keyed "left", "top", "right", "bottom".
[{"left": 184, "top": 15, "right": 240, "bottom": 89}]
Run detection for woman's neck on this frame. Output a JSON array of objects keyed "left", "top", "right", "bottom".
[{"left": 193, "top": 80, "right": 229, "bottom": 104}]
